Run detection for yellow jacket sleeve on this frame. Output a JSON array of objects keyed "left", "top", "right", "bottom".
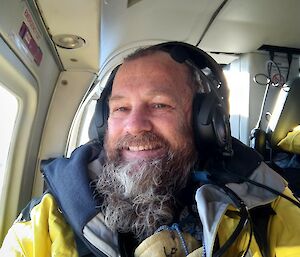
[
  {"left": 0, "top": 193, "right": 78, "bottom": 257},
  {"left": 269, "top": 188, "right": 300, "bottom": 257}
]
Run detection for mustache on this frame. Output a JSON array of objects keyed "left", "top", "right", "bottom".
[{"left": 115, "top": 131, "right": 169, "bottom": 151}]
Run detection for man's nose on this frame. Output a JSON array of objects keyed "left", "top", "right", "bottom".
[{"left": 125, "top": 107, "right": 152, "bottom": 135}]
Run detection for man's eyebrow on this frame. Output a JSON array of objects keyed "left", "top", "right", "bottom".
[
  {"left": 146, "top": 89, "right": 172, "bottom": 96},
  {"left": 109, "top": 89, "right": 176, "bottom": 102},
  {"left": 108, "top": 95, "right": 125, "bottom": 102},
  {"left": 144, "top": 89, "right": 178, "bottom": 102}
]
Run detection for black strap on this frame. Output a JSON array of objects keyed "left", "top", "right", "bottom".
[
  {"left": 249, "top": 203, "right": 276, "bottom": 257},
  {"left": 118, "top": 232, "right": 139, "bottom": 257}
]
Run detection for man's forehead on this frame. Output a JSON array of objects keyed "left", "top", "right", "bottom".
[
  {"left": 114, "top": 51, "right": 189, "bottom": 83},
  {"left": 107, "top": 50, "right": 194, "bottom": 102}
]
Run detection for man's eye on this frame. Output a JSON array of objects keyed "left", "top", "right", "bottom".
[
  {"left": 153, "top": 103, "right": 169, "bottom": 109},
  {"left": 112, "top": 106, "right": 128, "bottom": 113}
]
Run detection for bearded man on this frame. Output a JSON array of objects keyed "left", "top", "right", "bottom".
[{"left": 2, "top": 42, "right": 300, "bottom": 257}]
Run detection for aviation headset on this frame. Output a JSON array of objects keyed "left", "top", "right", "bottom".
[{"left": 93, "top": 41, "right": 232, "bottom": 157}]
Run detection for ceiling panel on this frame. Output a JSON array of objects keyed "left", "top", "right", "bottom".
[
  {"left": 37, "top": 0, "right": 101, "bottom": 72},
  {"left": 36, "top": 0, "right": 300, "bottom": 71},
  {"left": 200, "top": 0, "right": 300, "bottom": 54}
]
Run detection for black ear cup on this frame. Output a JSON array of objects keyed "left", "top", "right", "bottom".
[
  {"left": 153, "top": 42, "right": 232, "bottom": 156},
  {"left": 93, "top": 85, "right": 111, "bottom": 141},
  {"left": 90, "top": 65, "right": 120, "bottom": 141},
  {"left": 193, "top": 92, "right": 232, "bottom": 156}
]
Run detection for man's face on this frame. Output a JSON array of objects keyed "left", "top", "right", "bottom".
[
  {"left": 99, "top": 51, "right": 198, "bottom": 240},
  {"left": 105, "top": 51, "right": 196, "bottom": 164}
]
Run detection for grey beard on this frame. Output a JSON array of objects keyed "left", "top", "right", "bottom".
[{"left": 95, "top": 150, "right": 196, "bottom": 242}]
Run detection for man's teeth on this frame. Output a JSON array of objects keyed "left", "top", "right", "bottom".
[{"left": 128, "top": 145, "right": 156, "bottom": 151}]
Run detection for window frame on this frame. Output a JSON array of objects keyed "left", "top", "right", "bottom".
[{"left": 0, "top": 36, "right": 38, "bottom": 244}]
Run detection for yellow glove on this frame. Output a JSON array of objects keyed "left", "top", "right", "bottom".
[{"left": 134, "top": 229, "right": 201, "bottom": 257}]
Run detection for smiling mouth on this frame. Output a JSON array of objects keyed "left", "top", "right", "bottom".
[
  {"left": 119, "top": 143, "right": 166, "bottom": 162},
  {"left": 121, "top": 143, "right": 162, "bottom": 152},
  {"left": 115, "top": 132, "right": 168, "bottom": 159}
]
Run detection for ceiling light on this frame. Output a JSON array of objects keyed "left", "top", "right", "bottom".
[{"left": 52, "top": 34, "right": 85, "bottom": 49}]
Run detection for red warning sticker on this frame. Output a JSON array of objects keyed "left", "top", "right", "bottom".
[{"left": 19, "top": 22, "right": 43, "bottom": 66}]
